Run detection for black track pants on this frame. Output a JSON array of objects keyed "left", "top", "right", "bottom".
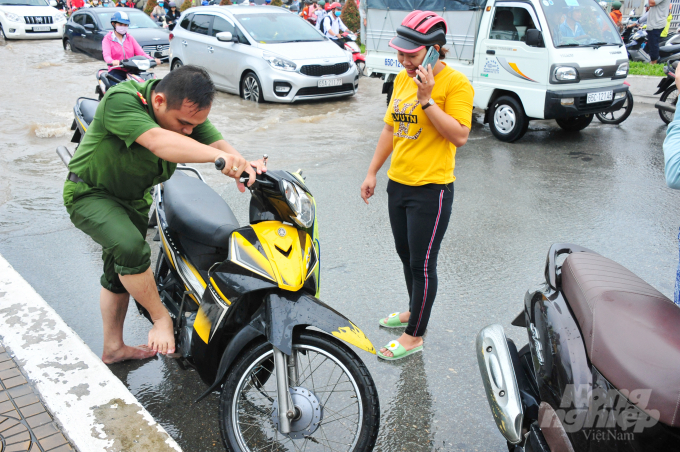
[{"left": 387, "top": 179, "right": 453, "bottom": 337}]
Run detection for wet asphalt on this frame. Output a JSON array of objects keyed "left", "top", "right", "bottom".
[{"left": 1, "top": 38, "right": 679, "bottom": 452}]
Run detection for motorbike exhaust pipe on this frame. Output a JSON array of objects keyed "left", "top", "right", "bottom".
[
  {"left": 476, "top": 324, "right": 524, "bottom": 445},
  {"left": 655, "top": 101, "right": 677, "bottom": 114},
  {"left": 56, "top": 146, "right": 73, "bottom": 167}
]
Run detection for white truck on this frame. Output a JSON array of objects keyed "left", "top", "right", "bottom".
[{"left": 363, "top": 0, "right": 629, "bottom": 142}]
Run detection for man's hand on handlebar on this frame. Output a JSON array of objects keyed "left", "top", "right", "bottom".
[{"left": 214, "top": 154, "right": 267, "bottom": 192}]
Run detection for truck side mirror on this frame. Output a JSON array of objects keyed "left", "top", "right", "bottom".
[{"left": 525, "top": 29, "right": 544, "bottom": 47}]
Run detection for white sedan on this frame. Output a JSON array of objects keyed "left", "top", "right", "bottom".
[
  {"left": 0, "top": 0, "right": 66, "bottom": 40},
  {"left": 169, "top": 5, "right": 359, "bottom": 103}
]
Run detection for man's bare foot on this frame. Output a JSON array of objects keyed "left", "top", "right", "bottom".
[
  {"left": 149, "top": 315, "right": 176, "bottom": 355},
  {"left": 102, "top": 345, "right": 157, "bottom": 364},
  {"left": 383, "top": 311, "right": 411, "bottom": 324},
  {"left": 380, "top": 333, "right": 423, "bottom": 358}
]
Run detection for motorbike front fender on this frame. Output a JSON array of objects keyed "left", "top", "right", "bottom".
[
  {"left": 261, "top": 291, "right": 376, "bottom": 356},
  {"left": 655, "top": 76, "right": 674, "bottom": 95}
]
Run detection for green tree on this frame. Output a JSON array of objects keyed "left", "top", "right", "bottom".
[
  {"left": 180, "top": 0, "right": 192, "bottom": 11},
  {"left": 341, "top": 0, "right": 360, "bottom": 32},
  {"left": 144, "top": 0, "right": 157, "bottom": 15},
  {"left": 271, "top": 0, "right": 283, "bottom": 6}
]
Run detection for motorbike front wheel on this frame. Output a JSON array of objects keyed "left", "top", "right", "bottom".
[
  {"left": 659, "top": 86, "right": 678, "bottom": 125},
  {"left": 596, "top": 91, "right": 634, "bottom": 125},
  {"left": 219, "top": 330, "right": 379, "bottom": 452}
]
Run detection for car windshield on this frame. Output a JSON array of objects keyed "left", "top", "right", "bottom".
[
  {"left": 539, "top": 0, "right": 622, "bottom": 47},
  {"left": 0, "top": 0, "right": 48, "bottom": 5},
  {"left": 96, "top": 10, "right": 160, "bottom": 29},
  {"left": 235, "top": 13, "right": 324, "bottom": 44}
]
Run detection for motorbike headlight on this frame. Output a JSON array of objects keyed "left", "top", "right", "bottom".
[
  {"left": 6, "top": 13, "right": 23, "bottom": 23},
  {"left": 615, "top": 62, "right": 629, "bottom": 77},
  {"left": 263, "top": 52, "right": 297, "bottom": 72},
  {"left": 282, "top": 179, "right": 315, "bottom": 228},
  {"left": 554, "top": 66, "right": 579, "bottom": 82},
  {"left": 133, "top": 59, "right": 151, "bottom": 71}
]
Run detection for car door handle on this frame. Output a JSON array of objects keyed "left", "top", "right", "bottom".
[
  {"left": 181, "top": 40, "right": 187, "bottom": 47},
  {"left": 207, "top": 46, "right": 214, "bottom": 53}
]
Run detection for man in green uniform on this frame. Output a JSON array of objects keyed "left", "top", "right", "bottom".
[{"left": 63, "top": 66, "right": 265, "bottom": 363}]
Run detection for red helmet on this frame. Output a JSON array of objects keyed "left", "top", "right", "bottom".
[
  {"left": 389, "top": 10, "right": 447, "bottom": 54},
  {"left": 330, "top": 1, "right": 341, "bottom": 8}
]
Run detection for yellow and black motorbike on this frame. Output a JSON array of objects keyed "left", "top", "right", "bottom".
[{"left": 148, "top": 158, "right": 380, "bottom": 451}]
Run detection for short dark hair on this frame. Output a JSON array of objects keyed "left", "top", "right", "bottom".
[{"left": 154, "top": 65, "right": 215, "bottom": 111}]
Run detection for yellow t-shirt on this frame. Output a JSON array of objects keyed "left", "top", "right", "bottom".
[{"left": 384, "top": 64, "right": 474, "bottom": 186}]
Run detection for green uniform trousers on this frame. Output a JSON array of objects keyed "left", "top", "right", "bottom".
[{"left": 63, "top": 180, "right": 152, "bottom": 294}]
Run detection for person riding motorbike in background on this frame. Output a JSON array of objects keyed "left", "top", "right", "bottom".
[
  {"left": 609, "top": 1, "right": 623, "bottom": 30},
  {"left": 165, "top": 2, "right": 180, "bottom": 30},
  {"left": 322, "top": 2, "right": 348, "bottom": 49},
  {"left": 151, "top": 1, "right": 166, "bottom": 22},
  {"left": 103, "top": 11, "right": 161, "bottom": 82}
]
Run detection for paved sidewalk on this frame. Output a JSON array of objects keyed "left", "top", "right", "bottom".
[
  {"left": 627, "top": 74, "right": 664, "bottom": 105},
  {"left": 0, "top": 345, "right": 73, "bottom": 452}
]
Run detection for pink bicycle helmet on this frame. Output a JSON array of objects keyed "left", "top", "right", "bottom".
[{"left": 389, "top": 10, "right": 448, "bottom": 53}]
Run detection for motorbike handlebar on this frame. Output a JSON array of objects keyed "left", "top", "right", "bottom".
[{"left": 215, "top": 158, "right": 251, "bottom": 184}]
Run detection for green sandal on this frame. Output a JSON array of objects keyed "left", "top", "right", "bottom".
[
  {"left": 377, "top": 340, "right": 423, "bottom": 361},
  {"left": 379, "top": 312, "right": 409, "bottom": 328}
]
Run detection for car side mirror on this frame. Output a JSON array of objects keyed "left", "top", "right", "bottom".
[
  {"left": 525, "top": 29, "right": 544, "bottom": 47},
  {"left": 216, "top": 31, "right": 238, "bottom": 43},
  {"left": 84, "top": 24, "right": 95, "bottom": 31}
]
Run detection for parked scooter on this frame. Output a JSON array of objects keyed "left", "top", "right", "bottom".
[
  {"left": 476, "top": 243, "right": 680, "bottom": 452},
  {"left": 95, "top": 54, "right": 161, "bottom": 100},
  {"left": 340, "top": 31, "right": 366, "bottom": 76},
  {"left": 626, "top": 27, "right": 650, "bottom": 63},
  {"left": 655, "top": 60, "right": 678, "bottom": 124},
  {"left": 57, "top": 96, "right": 381, "bottom": 451}
]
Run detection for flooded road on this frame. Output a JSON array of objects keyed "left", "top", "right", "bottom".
[{"left": 1, "top": 38, "right": 679, "bottom": 452}]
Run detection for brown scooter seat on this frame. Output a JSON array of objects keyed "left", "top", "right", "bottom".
[{"left": 561, "top": 251, "right": 680, "bottom": 427}]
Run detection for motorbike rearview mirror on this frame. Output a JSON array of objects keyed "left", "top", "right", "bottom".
[
  {"left": 84, "top": 24, "right": 95, "bottom": 31},
  {"left": 525, "top": 29, "right": 544, "bottom": 48},
  {"left": 216, "top": 31, "right": 238, "bottom": 43}
]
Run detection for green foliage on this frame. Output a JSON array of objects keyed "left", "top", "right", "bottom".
[
  {"left": 271, "top": 0, "right": 283, "bottom": 5},
  {"left": 179, "top": 0, "right": 192, "bottom": 11},
  {"left": 341, "top": 0, "right": 360, "bottom": 32},
  {"left": 629, "top": 61, "right": 665, "bottom": 77},
  {"left": 144, "top": 0, "right": 157, "bottom": 14}
]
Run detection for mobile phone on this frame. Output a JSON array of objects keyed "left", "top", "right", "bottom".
[{"left": 417, "top": 46, "right": 439, "bottom": 82}]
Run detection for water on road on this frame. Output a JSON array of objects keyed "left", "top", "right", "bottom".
[{"left": 1, "top": 38, "right": 678, "bottom": 452}]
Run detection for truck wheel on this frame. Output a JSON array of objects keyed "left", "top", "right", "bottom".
[
  {"left": 555, "top": 114, "right": 594, "bottom": 132},
  {"left": 489, "top": 96, "right": 529, "bottom": 142}
]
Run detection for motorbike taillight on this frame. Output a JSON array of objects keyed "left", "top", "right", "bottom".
[{"left": 169, "top": 33, "right": 174, "bottom": 41}]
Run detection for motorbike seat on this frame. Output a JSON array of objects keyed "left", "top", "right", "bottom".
[
  {"left": 561, "top": 251, "right": 680, "bottom": 427},
  {"left": 78, "top": 98, "right": 99, "bottom": 126},
  {"left": 163, "top": 171, "right": 239, "bottom": 248},
  {"left": 660, "top": 43, "right": 680, "bottom": 55}
]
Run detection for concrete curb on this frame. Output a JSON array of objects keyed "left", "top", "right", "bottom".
[
  {"left": 627, "top": 74, "right": 664, "bottom": 105},
  {"left": 0, "top": 254, "right": 182, "bottom": 452}
]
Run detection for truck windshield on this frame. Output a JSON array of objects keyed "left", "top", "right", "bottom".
[{"left": 539, "top": 0, "right": 622, "bottom": 47}]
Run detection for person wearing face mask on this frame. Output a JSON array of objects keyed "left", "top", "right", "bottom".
[
  {"left": 151, "top": 1, "right": 166, "bottom": 21},
  {"left": 360, "top": 11, "right": 473, "bottom": 361},
  {"left": 166, "top": 2, "right": 180, "bottom": 30},
  {"left": 322, "top": 2, "right": 348, "bottom": 48},
  {"left": 102, "top": 12, "right": 161, "bottom": 81}
]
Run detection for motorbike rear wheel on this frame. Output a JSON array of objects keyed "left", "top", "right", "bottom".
[
  {"left": 596, "top": 91, "right": 634, "bottom": 125},
  {"left": 219, "top": 330, "right": 379, "bottom": 452},
  {"left": 659, "top": 86, "right": 678, "bottom": 125}
]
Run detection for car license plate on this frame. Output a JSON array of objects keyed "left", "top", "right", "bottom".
[
  {"left": 318, "top": 78, "right": 342, "bottom": 88},
  {"left": 161, "top": 49, "right": 169, "bottom": 56},
  {"left": 33, "top": 26, "right": 51, "bottom": 32},
  {"left": 587, "top": 91, "right": 613, "bottom": 103}
]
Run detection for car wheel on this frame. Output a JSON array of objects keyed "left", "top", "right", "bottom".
[
  {"left": 171, "top": 58, "right": 183, "bottom": 71},
  {"left": 488, "top": 95, "right": 529, "bottom": 142},
  {"left": 241, "top": 71, "right": 264, "bottom": 103},
  {"left": 63, "top": 38, "right": 73, "bottom": 52}
]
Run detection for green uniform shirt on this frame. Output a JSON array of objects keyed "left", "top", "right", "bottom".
[{"left": 67, "top": 79, "right": 223, "bottom": 202}]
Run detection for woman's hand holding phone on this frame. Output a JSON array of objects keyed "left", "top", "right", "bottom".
[{"left": 414, "top": 63, "right": 435, "bottom": 105}]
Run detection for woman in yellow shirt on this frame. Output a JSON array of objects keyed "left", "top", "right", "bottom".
[{"left": 360, "top": 10, "right": 474, "bottom": 361}]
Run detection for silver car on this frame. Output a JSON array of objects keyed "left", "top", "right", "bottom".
[{"left": 169, "top": 5, "right": 359, "bottom": 103}]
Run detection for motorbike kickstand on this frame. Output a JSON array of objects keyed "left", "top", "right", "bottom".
[{"left": 273, "top": 347, "right": 296, "bottom": 434}]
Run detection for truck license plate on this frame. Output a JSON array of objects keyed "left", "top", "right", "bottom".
[
  {"left": 318, "top": 78, "right": 342, "bottom": 88},
  {"left": 587, "top": 91, "right": 613, "bottom": 103},
  {"left": 33, "top": 26, "right": 51, "bottom": 32}
]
